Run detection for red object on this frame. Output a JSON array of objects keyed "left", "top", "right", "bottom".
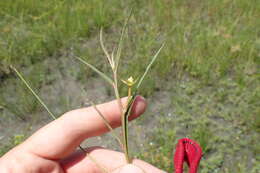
[{"left": 173, "top": 138, "right": 203, "bottom": 173}]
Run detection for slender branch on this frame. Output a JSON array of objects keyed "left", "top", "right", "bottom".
[
  {"left": 79, "top": 146, "right": 109, "bottom": 173},
  {"left": 91, "top": 102, "right": 123, "bottom": 147}
]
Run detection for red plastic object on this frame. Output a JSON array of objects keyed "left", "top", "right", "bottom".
[{"left": 173, "top": 138, "right": 203, "bottom": 173}]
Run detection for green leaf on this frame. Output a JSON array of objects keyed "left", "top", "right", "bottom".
[
  {"left": 75, "top": 56, "right": 114, "bottom": 85},
  {"left": 115, "top": 9, "right": 132, "bottom": 71},
  {"left": 136, "top": 43, "right": 165, "bottom": 89},
  {"left": 91, "top": 101, "right": 123, "bottom": 147},
  {"left": 10, "top": 66, "right": 56, "bottom": 120},
  {"left": 100, "top": 28, "right": 113, "bottom": 67}
]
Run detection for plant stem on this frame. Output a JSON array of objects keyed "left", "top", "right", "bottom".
[{"left": 112, "top": 71, "right": 131, "bottom": 163}]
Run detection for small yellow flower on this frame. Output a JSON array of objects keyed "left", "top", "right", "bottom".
[{"left": 121, "top": 76, "right": 136, "bottom": 87}]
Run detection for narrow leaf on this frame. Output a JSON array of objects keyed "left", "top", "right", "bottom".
[
  {"left": 75, "top": 56, "right": 113, "bottom": 85},
  {"left": 115, "top": 9, "right": 132, "bottom": 71},
  {"left": 11, "top": 66, "right": 90, "bottom": 155},
  {"left": 10, "top": 66, "right": 56, "bottom": 120},
  {"left": 100, "top": 28, "right": 112, "bottom": 66},
  {"left": 86, "top": 152, "right": 109, "bottom": 173},
  {"left": 136, "top": 43, "right": 165, "bottom": 89},
  {"left": 91, "top": 101, "right": 123, "bottom": 147}
]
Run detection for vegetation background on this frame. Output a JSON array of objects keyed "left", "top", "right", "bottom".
[{"left": 0, "top": 0, "right": 259, "bottom": 172}]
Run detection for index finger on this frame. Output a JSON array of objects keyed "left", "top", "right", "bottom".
[{"left": 21, "top": 96, "right": 146, "bottom": 159}]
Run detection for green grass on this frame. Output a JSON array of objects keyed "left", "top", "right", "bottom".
[
  {"left": 134, "top": 76, "right": 259, "bottom": 172},
  {"left": 0, "top": 0, "right": 123, "bottom": 74},
  {"left": 0, "top": 0, "right": 259, "bottom": 172},
  {"left": 0, "top": 134, "right": 26, "bottom": 156}
]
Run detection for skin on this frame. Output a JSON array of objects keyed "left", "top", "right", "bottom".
[{"left": 0, "top": 96, "right": 166, "bottom": 173}]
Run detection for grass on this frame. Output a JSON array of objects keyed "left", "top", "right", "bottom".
[
  {"left": 0, "top": 134, "right": 26, "bottom": 156},
  {"left": 136, "top": 76, "right": 259, "bottom": 172},
  {"left": 0, "top": 0, "right": 259, "bottom": 172}
]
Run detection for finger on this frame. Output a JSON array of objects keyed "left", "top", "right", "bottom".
[
  {"left": 21, "top": 96, "right": 146, "bottom": 159},
  {"left": 113, "top": 164, "right": 143, "bottom": 173},
  {"left": 60, "top": 147, "right": 166, "bottom": 173}
]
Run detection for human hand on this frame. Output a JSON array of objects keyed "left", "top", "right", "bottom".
[{"left": 0, "top": 96, "right": 165, "bottom": 173}]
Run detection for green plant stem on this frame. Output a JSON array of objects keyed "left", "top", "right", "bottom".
[{"left": 112, "top": 71, "right": 131, "bottom": 163}]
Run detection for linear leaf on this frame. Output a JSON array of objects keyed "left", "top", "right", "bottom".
[
  {"left": 100, "top": 28, "right": 112, "bottom": 66},
  {"left": 91, "top": 101, "right": 123, "bottom": 147},
  {"left": 115, "top": 9, "right": 132, "bottom": 71},
  {"left": 75, "top": 56, "right": 113, "bottom": 85},
  {"left": 10, "top": 66, "right": 56, "bottom": 120},
  {"left": 136, "top": 43, "right": 165, "bottom": 89},
  {"left": 11, "top": 66, "right": 92, "bottom": 155}
]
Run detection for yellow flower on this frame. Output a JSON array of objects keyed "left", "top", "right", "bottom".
[{"left": 121, "top": 76, "right": 136, "bottom": 87}]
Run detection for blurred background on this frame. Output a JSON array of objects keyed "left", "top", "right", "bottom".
[{"left": 0, "top": 0, "right": 259, "bottom": 172}]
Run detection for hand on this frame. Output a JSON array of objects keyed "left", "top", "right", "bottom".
[{"left": 0, "top": 96, "right": 165, "bottom": 173}]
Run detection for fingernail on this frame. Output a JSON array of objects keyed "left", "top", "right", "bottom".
[{"left": 130, "top": 96, "right": 147, "bottom": 119}]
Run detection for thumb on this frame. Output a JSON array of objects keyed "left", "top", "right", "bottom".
[{"left": 114, "top": 164, "right": 144, "bottom": 173}]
